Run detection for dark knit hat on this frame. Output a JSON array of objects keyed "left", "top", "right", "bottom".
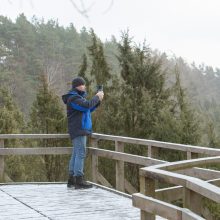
[{"left": 72, "top": 77, "right": 86, "bottom": 88}]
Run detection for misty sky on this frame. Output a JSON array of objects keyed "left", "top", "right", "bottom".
[{"left": 1, "top": 0, "right": 220, "bottom": 69}]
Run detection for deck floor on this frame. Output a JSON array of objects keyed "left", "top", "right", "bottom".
[{"left": 0, "top": 183, "right": 165, "bottom": 220}]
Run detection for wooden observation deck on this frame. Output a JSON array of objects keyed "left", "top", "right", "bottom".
[{"left": 0, "top": 133, "right": 220, "bottom": 220}]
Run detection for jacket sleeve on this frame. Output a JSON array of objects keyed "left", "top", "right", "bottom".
[
  {"left": 68, "top": 95, "right": 100, "bottom": 112},
  {"left": 90, "top": 102, "right": 100, "bottom": 113}
]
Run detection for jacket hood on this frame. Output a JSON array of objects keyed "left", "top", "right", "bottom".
[{"left": 62, "top": 89, "right": 87, "bottom": 104}]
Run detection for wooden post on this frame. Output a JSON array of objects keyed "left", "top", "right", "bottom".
[
  {"left": 148, "top": 145, "right": 152, "bottom": 157},
  {"left": 115, "top": 141, "right": 124, "bottom": 192},
  {"left": 140, "top": 175, "right": 156, "bottom": 220},
  {"left": 183, "top": 187, "right": 191, "bottom": 209},
  {"left": 148, "top": 145, "right": 158, "bottom": 159},
  {"left": 91, "top": 138, "right": 98, "bottom": 183},
  {"left": 187, "top": 151, "right": 199, "bottom": 160},
  {"left": 0, "top": 139, "right": 4, "bottom": 182},
  {"left": 187, "top": 151, "right": 192, "bottom": 160},
  {"left": 183, "top": 187, "right": 202, "bottom": 216}
]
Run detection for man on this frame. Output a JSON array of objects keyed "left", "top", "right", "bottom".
[{"left": 62, "top": 77, "right": 104, "bottom": 189}]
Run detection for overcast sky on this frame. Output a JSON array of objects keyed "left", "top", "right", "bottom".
[{"left": 1, "top": 0, "right": 220, "bottom": 69}]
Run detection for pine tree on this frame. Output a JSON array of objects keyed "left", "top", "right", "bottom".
[
  {"left": 78, "top": 53, "right": 92, "bottom": 93},
  {"left": 117, "top": 31, "right": 170, "bottom": 138},
  {"left": 88, "top": 28, "right": 111, "bottom": 85},
  {"left": 174, "top": 67, "right": 201, "bottom": 145},
  {"left": 116, "top": 31, "right": 173, "bottom": 189},
  {"left": 86, "top": 29, "right": 113, "bottom": 131},
  {"left": 0, "top": 88, "right": 25, "bottom": 182},
  {"left": 29, "top": 74, "right": 68, "bottom": 181},
  {"left": 78, "top": 53, "right": 88, "bottom": 80},
  {"left": 84, "top": 30, "right": 121, "bottom": 186}
]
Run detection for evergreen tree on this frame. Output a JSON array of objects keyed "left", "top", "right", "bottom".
[
  {"left": 174, "top": 67, "right": 201, "bottom": 145},
  {"left": 84, "top": 29, "right": 121, "bottom": 186},
  {"left": 116, "top": 31, "right": 173, "bottom": 188},
  {"left": 207, "top": 122, "right": 219, "bottom": 147},
  {"left": 29, "top": 74, "right": 68, "bottom": 181},
  {"left": 153, "top": 66, "right": 201, "bottom": 162},
  {"left": 88, "top": 28, "right": 111, "bottom": 85},
  {"left": 86, "top": 29, "right": 113, "bottom": 131},
  {"left": 117, "top": 31, "right": 170, "bottom": 138},
  {"left": 78, "top": 53, "right": 88, "bottom": 80},
  {"left": 0, "top": 88, "right": 25, "bottom": 182}
]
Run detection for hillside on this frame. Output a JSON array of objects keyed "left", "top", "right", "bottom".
[{"left": 0, "top": 14, "right": 220, "bottom": 125}]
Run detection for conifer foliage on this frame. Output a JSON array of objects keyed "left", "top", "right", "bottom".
[
  {"left": 0, "top": 88, "right": 25, "bottom": 181},
  {"left": 29, "top": 74, "right": 68, "bottom": 181}
]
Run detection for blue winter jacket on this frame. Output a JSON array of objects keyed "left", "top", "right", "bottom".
[{"left": 62, "top": 89, "right": 100, "bottom": 140}]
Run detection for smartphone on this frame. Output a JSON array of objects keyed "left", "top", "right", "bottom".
[{"left": 96, "top": 85, "right": 103, "bottom": 92}]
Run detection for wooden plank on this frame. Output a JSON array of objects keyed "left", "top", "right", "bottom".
[
  {"left": 183, "top": 187, "right": 191, "bottom": 209},
  {"left": 189, "top": 190, "right": 202, "bottom": 215},
  {"left": 0, "top": 134, "right": 69, "bottom": 139},
  {"left": 133, "top": 193, "right": 205, "bottom": 220},
  {"left": 146, "top": 177, "right": 155, "bottom": 198},
  {"left": 153, "top": 156, "right": 220, "bottom": 172},
  {"left": 139, "top": 176, "right": 155, "bottom": 220},
  {"left": 187, "top": 151, "right": 192, "bottom": 160},
  {"left": 208, "top": 178, "right": 220, "bottom": 187},
  {"left": 133, "top": 193, "right": 182, "bottom": 220},
  {"left": 124, "top": 179, "right": 137, "bottom": 194},
  {"left": 88, "top": 147, "right": 164, "bottom": 166},
  {"left": 115, "top": 141, "right": 125, "bottom": 192},
  {"left": 182, "top": 208, "right": 205, "bottom": 220},
  {"left": 0, "top": 147, "right": 72, "bottom": 155},
  {"left": 0, "top": 139, "right": 4, "bottom": 182},
  {"left": 91, "top": 138, "right": 98, "bottom": 183},
  {"left": 97, "top": 171, "right": 113, "bottom": 188},
  {"left": 156, "top": 186, "right": 183, "bottom": 202},
  {"left": 148, "top": 145, "right": 158, "bottom": 159},
  {"left": 177, "top": 167, "right": 220, "bottom": 180},
  {"left": 91, "top": 133, "right": 220, "bottom": 156},
  {"left": 140, "top": 168, "right": 187, "bottom": 186}
]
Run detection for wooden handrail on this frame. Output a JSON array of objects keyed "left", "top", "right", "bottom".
[
  {"left": 0, "top": 133, "right": 219, "bottom": 156},
  {"left": 137, "top": 156, "right": 220, "bottom": 219},
  {"left": 148, "top": 156, "right": 220, "bottom": 171},
  {"left": 0, "top": 147, "right": 72, "bottom": 155},
  {"left": 133, "top": 193, "right": 205, "bottom": 220},
  {"left": 0, "top": 134, "right": 69, "bottom": 139},
  {"left": 88, "top": 147, "right": 164, "bottom": 166}
]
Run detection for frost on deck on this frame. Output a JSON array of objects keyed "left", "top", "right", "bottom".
[{"left": 0, "top": 184, "right": 165, "bottom": 220}]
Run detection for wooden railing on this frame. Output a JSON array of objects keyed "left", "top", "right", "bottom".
[
  {"left": 0, "top": 133, "right": 220, "bottom": 220},
  {"left": 133, "top": 156, "right": 220, "bottom": 220}
]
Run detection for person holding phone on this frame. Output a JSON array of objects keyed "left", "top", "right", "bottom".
[{"left": 62, "top": 77, "right": 104, "bottom": 189}]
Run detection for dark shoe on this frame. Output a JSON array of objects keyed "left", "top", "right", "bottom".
[
  {"left": 75, "top": 176, "right": 92, "bottom": 189},
  {"left": 67, "top": 175, "right": 75, "bottom": 188}
]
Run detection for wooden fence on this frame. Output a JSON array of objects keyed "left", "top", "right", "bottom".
[{"left": 0, "top": 133, "right": 220, "bottom": 219}]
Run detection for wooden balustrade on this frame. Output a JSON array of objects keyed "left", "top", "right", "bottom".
[
  {"left": 134, "top": 156, "right": 220, "bottom": 220},
  {"left": 0, "top": 133, "right": 220, "bottom": 219}
]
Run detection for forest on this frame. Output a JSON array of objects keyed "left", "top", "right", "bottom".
[
  {"left": 0, "top": 14, "right": 220, "bottom": 217},
  {"left": 0, "top": 14, "right": 220, "bottom": 218}
]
